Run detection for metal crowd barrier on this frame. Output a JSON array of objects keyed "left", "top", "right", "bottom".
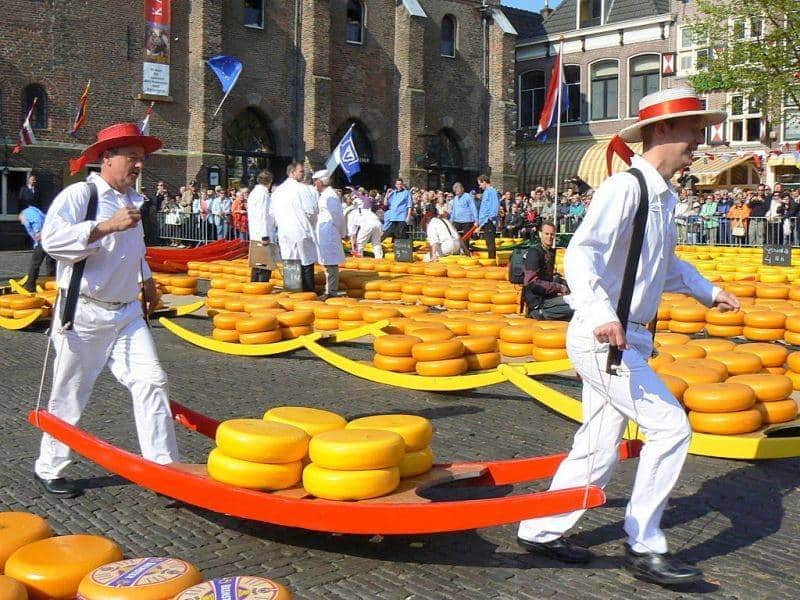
[
  {"left": 154, "top": 212, "right": 250, "bottom": 245},
  {"left": 674, "top": 216, "right": 798, "bottom": 247}
]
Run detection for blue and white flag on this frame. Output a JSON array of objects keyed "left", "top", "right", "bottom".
[
  {"left": 207, "top": 55, "right": 243, "bottom": 116},
  {"left": 325, "top": 125, "right": 361, "bottom": 182}
]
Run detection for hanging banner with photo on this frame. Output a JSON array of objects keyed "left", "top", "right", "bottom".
[{"left": 142, "top": 0, "right": 171, "bottom": 96}]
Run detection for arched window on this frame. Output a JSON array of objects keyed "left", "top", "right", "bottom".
[
  {"left": 22, "top": 84, "right": 47, "bottom": 130},
  {"left": 590, "top": 60, "right": 618, "bottom": 121},
  {"left": 429, "top": 129, "right": 462, "bottom": 169},
  {"left": 224, "top": 108, "right": 275, "bottom": 154},
  {"left": 629, "top": 54, "right": 660, "bottom": 116},
  {"left": 441, "top": 15, "right": 456, "bottom": 57},
  {"left": 346, "top": 0, "right": 364, "bottom": 45},
  {"left": 519, "top": 70, "right": 545, "bottom": 129},
  {"left": 562, "top": 65, "right": 581, "bottom": 123}
]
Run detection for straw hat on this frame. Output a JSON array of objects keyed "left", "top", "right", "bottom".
[{"left": 69, "top": 123, "right": 162, "bottom": 175}]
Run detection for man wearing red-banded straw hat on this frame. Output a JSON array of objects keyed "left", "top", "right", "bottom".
[
  {"left": 34, "top": 123, "right": 179, "bottom": 498},
  {"left": 516, "top": 88, "right": 740, "bottom": 586}
]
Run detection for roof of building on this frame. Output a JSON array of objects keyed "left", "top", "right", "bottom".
[{"left": 499, "top": 6, "right": 546, "bottom": 40}]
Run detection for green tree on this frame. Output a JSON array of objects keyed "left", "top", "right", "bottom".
[{"left": 689, "top": 0, "right": 800, "bottom": 125}]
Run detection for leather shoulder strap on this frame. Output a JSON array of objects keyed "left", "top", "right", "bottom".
[
  {"left": 60, "top": 182, "right": 99, "bottom": 330},
  {"left": 607, "top": 168, "right": 648, "bottom": 374}
]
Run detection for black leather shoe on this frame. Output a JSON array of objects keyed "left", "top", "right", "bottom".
[
  {"left": 517, "top": 536, "right": 593, "bottom": 564},
  {"left": 35, "top": 475, "right": 82, "bottom": 498},
  {"left": 624, "top": 544, "right": 703, "bottom": 586}
]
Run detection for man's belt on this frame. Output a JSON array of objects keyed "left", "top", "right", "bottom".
[{"left": 61, "top": 290, "right": 129, "bottom": 311}]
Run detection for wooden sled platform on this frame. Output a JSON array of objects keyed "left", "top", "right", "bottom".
[{"left": 28, "top": 402, "right": 642, "bottom": 535}]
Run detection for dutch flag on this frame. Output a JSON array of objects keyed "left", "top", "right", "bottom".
[{"left": 536, "top": 46, "right": 569, "bottom": 142}]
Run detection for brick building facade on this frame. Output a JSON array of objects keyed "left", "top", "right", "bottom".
[{"left": 0, "top": 0, "right": 518, "bottom": 249}]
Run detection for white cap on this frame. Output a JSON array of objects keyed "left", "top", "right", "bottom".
[{"left": 312, "top": 169, "right": 330, "bottom": 181}]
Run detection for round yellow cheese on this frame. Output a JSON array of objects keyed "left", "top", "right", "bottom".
[
  {"left": 77, "top": 557, "right": 203, "bottom": 600},
  {"left": 263, "top": 407, "right": 347, "bottom": 437},
  {"left": 345, "top": 415, "right": 433, "bottom": 452},
  {"left": 206, "top": 449, "right": 302, "bottom": 491},
  {"left": 308, "top": 430, "right": 404, "bottom": 470},
  {"left": 0, "top": 575, "right": 27, "bottom": 600},
  {"left": 302, "top": 463, "right": 400, "bottom": 500},
  {"left": 399, "top": 447, "right": 434, "bottom": 478},
  {"left": 215, "top": 419, "right": 309, "bottom": 464},
  {"left": 0, "top": 512, "right": 52, "bottom": 572},
  {"left": 174, "top": 576, "right": 291, "bottom": 599}
]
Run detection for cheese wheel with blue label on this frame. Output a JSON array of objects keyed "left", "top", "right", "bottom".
[
  {"left": 174, "top": 576, "right": 291, "bottom": 599},
  {"left": 77, "top": 557, "right": 202, "bottom": 600}
]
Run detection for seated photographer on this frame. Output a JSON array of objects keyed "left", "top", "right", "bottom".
[{"left": 523, "top": 222, "right": 574, "bottom": 321}]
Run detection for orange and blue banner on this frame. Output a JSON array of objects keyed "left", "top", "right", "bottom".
[{"left": 68, "top": 80, "right": 91, "bottom": 136}]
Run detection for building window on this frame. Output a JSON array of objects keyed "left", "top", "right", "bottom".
[
  {"left": 1, "top": 168, "right": 33, "bottom": 216},
  {"left": 22, "top": 84, "right": 47, "bottom": 130},
  {"left": 590, "top": 61, "right": 618, "bottom": 121},
  {"left": 579, "top": 0, "right": 602, "bottom": 28},
  {"left": 729, "top": 94, "right": 761, "bottom": 144},
  {"left": 441, "top": 15, "right": 456, "bottom": 57},
  {"left": 677, "top": 26, "right": 709, "bottom": 76},
  {"left": 243, "top": 0, "right": 264, "bottom": 28},
  {"left": 346, "top": 0, "right": 364, "bottom": 45},
  {"left": 629, "top": 55, "right": 660, "bottom": 116},
  {"left": 519, "top": 70, "right": 545, "bottom": 129},
  {"left": 562, "top": 65, "right": 581, "bottom": 123}
]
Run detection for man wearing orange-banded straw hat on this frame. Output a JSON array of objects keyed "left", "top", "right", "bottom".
[
  {"left": 516, "top": 88, "right": 740, "bottom": 586},
  {"left": 34, "top": 123, "right": 179, "bottom": 498}
]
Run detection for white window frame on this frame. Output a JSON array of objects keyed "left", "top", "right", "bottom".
[
  {"left": 588, "top": 58, "right": 620, "bottom": 123},
  {"left": 728, "top": 93, "right": 762, "bottom": 145},
  {"left": 441, "top": 14, "right": 457, "bottom": 58},
  {"left": 627, "top": 53, "right": 662, "bottom": 118},
  {"left": 729, "top": 16, "right": 764, "bottom": 41},
  {"left": 243, "top": 0, "right": 265, "bottom": 30},
  {"left": 576, "top": 0, "right": 606, "bottom": 29},
  {"left": 518, "top": 70, "right": 546, "bottom": 129},
  {"left": 0, "top": 167, "right": 33, "bottom": 218},
  {"left": 677, "top": 25, "right": 709, "bottom": 77},
  {"left": 346, "top": 0, "right": 365, "bottom": 46},
  {"left": 562, "top": 64, "right": 582, "bottom": 124}
]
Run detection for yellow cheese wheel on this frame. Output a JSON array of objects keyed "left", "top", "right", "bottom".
[
  {"left": 668, "top": 320, "right": 705, "bottom": 334},
  {"left": 373, "top": 353, "right": 418, "bottom": 372},
  {"left": 491, "top": 304, "right": 519, "bottom": 315},
  {"left": 686, "top": 338, "right": 736, "bottom": 353},
  {"left": 688, "top": 409, "right": 762, "bottom": 435},
  {"left": 77, "top": 557, "right": 203, "bottom": 600},
  {"left": 239, "top": 330, "right": 283, "bottom": 345},
  {"left": 682, "top": 383, "right": 756, "bottom": 413},
  {"left": 373, "top": 335, "right": 422, "bottom": 357},
  {"left": 459, "top": 335, "right": 499, "bottom": 354},
  {"left": 532, "top": 347, "right": 569, "bottom": 361},
  {"left": 6, "top": 296, "right": 45, "bottom": 310},
  {"left": 309, "top": 429, "right": 404, "bottom": 470},
  {"left": 734, "top": 342, "right": 790, "bottom": 367},
  {"left": 785, "top": 315, "right": 800, "bottom": 333},
  {"left": 276, "top": 310, "right": 314, "bottom": 327},
  {"left": 302, "top": 463, "right": 400, "bottom": 501},
  {"left": 421, "top": 285, "right": 446, "bottom": 298},
  {"left": 243, "top": 296, "right": 280, "bottom": 309},
  {"left": 280, "top": 325, "right": 314, "bottom": 339},
  {"left": 211, "top": 329, "right": 240, "bottom": 343},
  {"left": 207, "top": 449, "right": 302, "bottom": 490},
  {"left": 648, "top": 353, "right": 675, "bottom": 372},
  {"left": 755, "top": 284, "right": 789, "bottom": 299},
  {"left": 467, "top": 302, "right": 492, "bottom": 313},
  {"left": 363, "top": 308, "right": 401, "bottom": 323},
  {"left": 787, "top": 351, "right": 800, "bottom": 373},
  {"left": 499, "top": 325, "right": 534, "bottom": 344},
  {"left": 223, "top": 298, "right": 246, "bottom": 312},
  {"left": 216, "top": 419, "right": 309, "bottom": 463},
  {"left": 654, "top": 332, "right": 691, "bottom": 346},
  {"left": 669, "top": 304, "right": 707, "bottom": 322},
  {"left": 659, "top": 374, "right": 689, "bottom": 402},
  {"left": 346, "top": 415, "right": 433, "bottom": 452},
  {"left": 467, "top": 290, "right": 494, "bottom": 303},
  {"left": 0, "top": 575, "right": 27, "bottom": 600},
  {"left": 5, "top": 535, "right": 123, "bottom": 600},
  {"left": 465, "top": 351, "right": 502, "bottom": 371},
  {"left": 399, "top": 447, "right": 435, "bottom": 478},
  {"left": 174, "top": 576, "right": 291, "bottom": 600},
  {"left": 705, "top": 324, "right": 744, "bottom": 338},
  {"left": 263, "top": 407, "right": 346, "bottom": 437},
  {"left": 225, "top": 282, "right": 244, "bottom": 293},
  {"left": 444, "top": 287, "right": 469, "bottom": 301},
  {"left": 659, "top": 359, "right": 728, "bottom": 385},
  {"left": 785, "top": 369, "right": 800, "bottom": 391},
  {"left": 408, "top": 327, "right": 455, "bottom": 343},
  {"left": 703, "top": 350, "right": 761, "bottom": 375},
  {"left": 242, "top": 282, "right": 273, "bottom": 295},
  {"left": 754, "top": 399, "right": 799, "bottom": 424},
  {"left": 784, "top": 330, "right": 800, "bottom": 345},
  {"left": 442, "top": 319, "right": 469, "bottom": 335},
  {"left": 657, "top": 344, "right": 706, "bottom": 360},
  {"left": 0, "top": 513, "right": 52, "bottom": 572},
  {"left": 724, "top": 282, "right": 756, "bottom": 297},
  {"left": 398, "top": 305, "right": 430, "bottom": 318},
  {"left": 167, "top": 286, "right": 196, "bottom": 296},
  {"left": 415, "top": 357, "right": 469, "bottom": 377},
  {"left": 212, "top": 312, "right": 250, "bottom": 330},
  {"left": 742, "top": 326, "right": 785, "bottom": 341},
  {"left": 206, "top": 297, "right": 227, "bottom": 310},
  {"left": 338, "top": 320, "right": 366, "bottom": 331},
  {"left": 497, "top": 340, "right": 533, "bottom": 357},
  {"left": 726, "top": 374, "right": 794, "bottom": 402},
  {"left": 288, "top": 291, "right": 318, "bottom": 301},
  {"left": 235, "top": 316, "right": 278, "bottom": 334},
  {"left": 491, "top": 291, "right": 519, "bottom": 305},
  {"left": 743, "top": 310, "right": 786, "bottom": 329},
  {"left": 412, "top": 340, "right": 465, "bottom": 361},
  {"left": 466, "top": 321, "right": 506, "bottom": 337},
  {"left": 311, "top": 318, "right": 338, "bottom": 331}
]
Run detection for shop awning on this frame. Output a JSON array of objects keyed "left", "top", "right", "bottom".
[
  {"left": 768, "top": 154, "right": 798, "bottom": 167},
  {"left": 683, "top": 153, "right": 754, "bottom": 186}
]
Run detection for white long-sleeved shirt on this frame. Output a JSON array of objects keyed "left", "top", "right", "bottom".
[
  {"left": 42, "top": 172, "right": 151, "bottom": 304},
  {"left": 247, "top": 184, "right": 274, "bottom": 241},
  {"left": 426, "top": 217, "right": 460, "bottom": 256},
  {"left": 564, "top": 155, "right": 720, "bottom": 331}
]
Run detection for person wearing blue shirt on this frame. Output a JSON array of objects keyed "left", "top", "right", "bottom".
[
  {"left": 383, "top": 178, "right": 412, "bottom": 241},
  {"left": 451, "top": 182, "right": 478, "bottom": 237},
  {"left": 18, "top": 205, "right": 56, "bottom": 292},
  {"left": 476, "top": 174, "right": 499, "bottom": 258}
]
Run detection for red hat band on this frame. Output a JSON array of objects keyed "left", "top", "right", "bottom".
[{"left": 638, "top": 97, "right": 705, "bottom": 122}]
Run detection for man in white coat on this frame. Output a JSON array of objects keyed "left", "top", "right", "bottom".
[
  {"left": 269, "top": 161, "right": 318, "bottom": 292},
  {"left": 247, "top": 169, "right": 275, "bottom": 282},
  {"left": 348, "top": 199, "right": 383, "bottom": 258},
  {"left": 426, "top": 210, "right": 462, "bottom": 260},
  {"left": 312, "top": 169, "right": 346, "bottom": 297}
]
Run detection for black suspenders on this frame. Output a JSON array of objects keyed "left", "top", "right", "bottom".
[{"left": 59, "top": 182, "right": 98, "bottom": 331}]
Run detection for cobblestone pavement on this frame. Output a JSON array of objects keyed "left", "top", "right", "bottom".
[{"left": 1, "top": 251, "right": 799, "bottom": 599}]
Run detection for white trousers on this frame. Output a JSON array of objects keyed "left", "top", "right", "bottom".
[
  {"left": 35, "top": 298, "right": 179, "bottom": 480},
  {"left": 518, "top": 314, "right": 691, "bottom": 554},
  {"left": 357, "top": 225, "right": 383, "bottom": 258}
]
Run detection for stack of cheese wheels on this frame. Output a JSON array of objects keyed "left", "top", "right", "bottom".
[
  {"left": 659, "top": 358, "right": 728, "bottom": 386},
  {"left": 373, "top": 334, "right": 422, "bottom": 373},
  {"left": 77, "top": 557, "right": 203, "bottom": 599},
  {"left": 498, "top": 323, "right": 534, "bottom": 359},
  {"left": 337, "top": 305, "right": 365, "bottom": 331},
  {"left": 705, "top": 350, "right": 763, "bottom": 376},
  {"left": 784, "top": 314, "right": 800, "bottom": 346},
  {"left": 263, "top": 406, "right": 347, "bottom": 438},
  {"left": 490, "top": 290, "right": 519, "bottom": 315},
  {"left": 164, "top": 275, "right": 199, "bottom": 296},
  {"left": 346, "top": 415, "right": 434, "bottom": 478},
  {"left": 654, "top": 332, "right": 691, "bottom": 347},
  {"left": 735, "top": 342, "right": 789, "bottom": 375},
  {"left": 0, "top": 575, "right": 27, "bottom": 599},
  {"left": 5, "top": 535, "right": 123, "bottom": 600},
  {"left": 785, "top": 351, "right": 800, "bottom": 390},
  {"left": 303, "top": 429, "right": 405, "bottom": 500},
  {"left": 668, "top": 303, "right": 707, "bottom": 334},
  {"left": 705, "top": 306, "right": 745, "bottom": 338},
  {"left": 207, "top": 419, "right": 309, "bottom": 490},
  {"left": 211, "top": 312, "right": 250, "bottom": 343},
  {"left": 0, "top": 513, "right": 52, "bottom": 573},
  {"left": 727, "top": 374, "right": 798, "bottom": 425},
  {"left": 657, "top": 344, "right": 705, "bottom": 360},
  {"left": 742, "top": 310, "right": 786, "bottom": 342},
  {"left": 658, "top": 373, "right": 689, "bottom": 403},
  {"left": 655, "top": 302, "right": 671, "bottom": 332},
  {"left": 276, "top": 310, "right": 315, "bottom": 339},
  {"left": 411, "top": 334, "right": 468, "bottom": 377},
  {"left": 459, "top": 335, "right": 501, "bottom": 371},
  {"left": 0, "top": 295, "right": 50, "bottom": 320},
  {"left": 531, "top": 323, "right": 569, "bottom": 362},
  {"left": 174, "top": 576, "right": 291, "bottom": 599},
  {"left": 684, "top": 382, "right": 762, "bottom": 434},
  {"left": 234, "top": 313, "right": 281, "bottom": 345},
  {"left": 312, "top": 303, "right": 341, "bottom": 331}
]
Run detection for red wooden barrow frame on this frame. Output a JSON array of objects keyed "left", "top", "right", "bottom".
[{"left": 28, "top": 403, "right": 642, "bottom": 535}]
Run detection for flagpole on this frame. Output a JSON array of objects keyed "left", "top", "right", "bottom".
[
  {"left": 552, "top": 38, "right": 564, "bottom": 228},
  {"left": 212, "top": 67, "right": 242, "bottom": 118}
]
